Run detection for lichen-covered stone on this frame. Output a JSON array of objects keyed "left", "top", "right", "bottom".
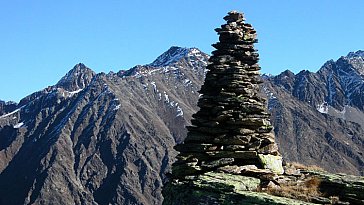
[
  {"left": 258, "top": 154, "right": 284, "bottom": 174},
  {"left": 162, "top": 171, "right": 317, "bottom": 205},
  {"left": 195, "top": 172, "right": 261, "bottom": 192}
]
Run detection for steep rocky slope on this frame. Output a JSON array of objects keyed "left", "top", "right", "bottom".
[
  {"left": 0, "top": 47, "right": 207, "bottom": 204},
  {"left": 0, "top": 100, "right": 17, "bottom": 116},
  {"left": 264, "top": 50, "right": 364, "bottom": 175},
  {"left": 0, "top": 47, "right": 363, "bottom": 204}
]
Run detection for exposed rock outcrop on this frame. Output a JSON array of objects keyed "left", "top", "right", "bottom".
[
  {"left": 56, "top": 63, "right": 96, "bottom": 92},
  {"left": 163, "top": 166, "right": 364, "bottom": 205},
  {"left": 0, "top": 100, "right": 17, "bottom": 116}
]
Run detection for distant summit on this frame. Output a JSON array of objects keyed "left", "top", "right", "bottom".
[
  {"left": 149, "top": 46, "right": 205, "bottom": 67},
  {"left": 56, "top": 63, "right": 96, "bottom": 92},
  {"left": 346, "top": 50, "right": 364, "bottom": 59},
  {"left": 120, "top": 46, "right": 209, "bottom": 78}
]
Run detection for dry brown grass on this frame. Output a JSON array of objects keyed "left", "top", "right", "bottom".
[
  {"left": 265, "top": 176, "right": 322, "bottom": 202},
  {"left": 289, "top": 162, "right": 325, "bottom": 172}
]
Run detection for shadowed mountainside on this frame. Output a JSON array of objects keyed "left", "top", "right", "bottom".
[{"left": 0, "top": 47, "right": 363, "bottom": 204}]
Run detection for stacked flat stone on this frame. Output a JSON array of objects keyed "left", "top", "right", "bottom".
[{"left": 172, "top": 11, "right": 282, "bottom": 178}]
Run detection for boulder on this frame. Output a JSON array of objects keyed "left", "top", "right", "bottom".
[{"left": 258, "top": 154, "right": 284, "bottom": 174}]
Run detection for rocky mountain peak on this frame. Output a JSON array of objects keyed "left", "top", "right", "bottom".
[
  {"left": 319, "top": 59, "right": 335, "bottom": 70},
  {"left": 149, "top": 46, "right": 205, "bottom": 67},
  {"left": 317, "top": 54, "right": 363, "bottom": 81},
  {"left": 0, "top": 100, "right": 17, "bottom": 116},
  {"left": 277, "top": 69, "right": 295, "bottom": 79},
  {"left": 345, "top": 51, "right": 364, "bottom": 77},
  {"left": 346, "top": 50, "right": 364, "bottom": 59},
  {"left": 118, "top": 46, "right": 208, "bottom": 78},
  {"left": 320, "top": 50, "right": 364, "bottom": 77},
  {"left": 272, "top": 69, "right": 296, "bottom": 92},
  {"left": 56, "top": 63, "right": 96, "bottom": 92}
]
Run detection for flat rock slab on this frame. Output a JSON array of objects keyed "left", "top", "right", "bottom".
[{"left": 194, "top": 172, "right": 261, "bottom": 192}]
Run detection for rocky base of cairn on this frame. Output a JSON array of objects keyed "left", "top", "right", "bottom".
[{"left": 163, "top": 165, "right": 364, "bottom": 205}]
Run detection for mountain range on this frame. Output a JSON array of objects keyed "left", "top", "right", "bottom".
[
  {"left": 0, "top": 46, "right": 363, "bottom": 204},
  {"left": 264, "top": 50, "right": 364, "bottom": 175}
]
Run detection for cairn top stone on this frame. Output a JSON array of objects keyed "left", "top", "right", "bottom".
[{"left": 223, "top": 10, "right": 245, "bottom": 22}]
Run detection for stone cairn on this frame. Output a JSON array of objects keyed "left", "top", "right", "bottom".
[
  {"left": 163, "top": 11, "right": 363, "bottom": 205},
  {"left": 172, "top": 11, "right": 283, "bottom": 179}
]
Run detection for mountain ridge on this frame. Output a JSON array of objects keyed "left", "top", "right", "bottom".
[
  {"left": 0, "top": 46, "right": 363, "bottom": 204},
  {"left": 0, "top": 46, "right": 207, "bottom": 204}
]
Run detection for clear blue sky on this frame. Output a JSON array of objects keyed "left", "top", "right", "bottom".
[{"left": 1, "top": 0, "right": 363, "bottom": 102}]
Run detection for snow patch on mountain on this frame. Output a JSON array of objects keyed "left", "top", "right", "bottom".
[
  {"left": 150, "top": 47, "right": 190, "bottom": 67},
  {"left": 317, "top": 102, "right": 328, "bottom": 114},
  {"left": 13, "top": 122, "right": 24, "bottom": 129},
  {"left": 113, "top": 104, "right": 121, "bottom": 111},
  {"left": 167, "top": 100, "right": 184, "bottom": 117},
  {"left": 151, "top": 82, "right": 157, "bottom": 92},
  {"left": 262, "top": 86, "right": 278, "bottom": 110},
  {"left": 164, "top": 91, "right": 170, "bottom": 103},
  {"left": 314, "top": 103, "right": 364, "bottom": 128},
  {"left": 69, "top": 88, "right": 83, "bottom": 96},
  {"left": 149, "top": 46, "right": 208, "bottom": 68},
  {"left": 0, "top": 106, "right": 24, "bottom": 119},
  {"left": 176, "top": 105, "right": 183, "bottom": 117}
]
